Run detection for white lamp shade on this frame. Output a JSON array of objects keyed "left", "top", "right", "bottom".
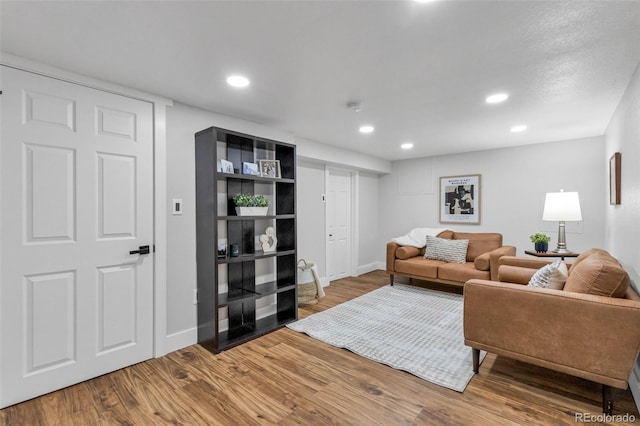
[{"left": 542, "top": 192, "right": 582, "bottom": 221}]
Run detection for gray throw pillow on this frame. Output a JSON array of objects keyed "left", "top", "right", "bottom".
[
  {"left": 528, "top": 259, "right": 568, "bottom": 290},
  {"left": 424, "top": 235, "right": 468, "bottom": 264}
]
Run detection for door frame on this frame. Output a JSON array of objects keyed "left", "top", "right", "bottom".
[
  {"left": 324, "top": 166, "right": 359, "bottom": 281},
  {"left": 0, "top": 52, "right": 173, "bottom": 357}
]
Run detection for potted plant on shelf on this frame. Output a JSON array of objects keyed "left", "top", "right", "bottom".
[
  {"left": 530, "top": 233, "right": 551, "bottom": 253},
  {"left": 233, "top": 193, "right": 269, "bottom": 216}
]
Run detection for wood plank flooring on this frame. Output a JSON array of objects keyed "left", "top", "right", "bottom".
[{"left": 1, "top": 270, "right": 638, "bottom": 425}]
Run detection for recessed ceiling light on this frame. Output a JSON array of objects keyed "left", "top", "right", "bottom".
[
  {"left": 401, "top": 143, "right": 414, "bottom": 150},
  {"left": 226, "top": 75, "right": 250, "bottom": 88},
  {"left": 511, "top": 125, "right": 527, "bottom": 133},
  {"left": 414, "top": 0, "right": 436, "bottom": 3},
  {"left": 486, "top": 93, "right": 509, "bottom": 104},
  {"left": 359, "top": 125, "right": 375, "bottom": 134}
]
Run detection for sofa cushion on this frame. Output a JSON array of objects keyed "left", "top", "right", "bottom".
[
  {"left": 528, "top": 259, "right": 568, "bottom": 290},
  {"left": 425, "top": 235, "right": 468, "bottom": 263},
  {"left": 438, "top": 262, "right": 491, "bottom": 282},
  {"left": 396, "top": 246, "right": 421, "bottom": 260},
  {"left": 568, "top": 248, "right": 609, "bottom": 273},
  {"left": 564, "top": 253, "right": 629, "bottom": 298},
  {"left": 395, "top": 257, "right": 444, "bottom": 279},
  {"left": 453, "top": 232, "right": 502, "bottom": 261},
  {"left": 474, "top": 252, "right": 491, "bottom": 271}
]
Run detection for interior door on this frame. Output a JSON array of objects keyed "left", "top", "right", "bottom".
[
  {"left": 326, "top": 169, "right": 351, "bottom": 281},
  {"left": 0, "top": 66, "right": 154, "bottom": 407}
]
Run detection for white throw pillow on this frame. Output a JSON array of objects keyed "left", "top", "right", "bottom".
[
  {"left": 424, "top": 235, "right": 468, "bottom": 264},
  {"left": 528, "top": 259, "right": 568, "bottom": 290}
]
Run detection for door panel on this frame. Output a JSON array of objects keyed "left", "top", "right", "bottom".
[
  {"left": 0, "top": 66, "right": 154, "bottom": 408},
  {"left": 25, "top": 271, "right": 76, "bottom": 374},
  {"left": 97, "top": 153, "right": 137, "bottom": 238},
  {"left": 24, "top": 143, "right": 76, "bottom": 242},
  {"left": 23, "top": 90, "right": 76, "bottom": 130},
  {"left": 97, "top": 264, "right": 137, "bottom": 353}
]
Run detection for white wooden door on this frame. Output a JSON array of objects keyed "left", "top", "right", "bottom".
[
  {"left": 326, "top": 169, "right": 351, "bottom": 281},
  {"left": 0, "top": 67, "right": 154, "bottom": 407}
]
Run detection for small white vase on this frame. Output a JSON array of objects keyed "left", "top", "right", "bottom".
[{"left": 235, "top": 206, "right": 268, "bottom": 216}]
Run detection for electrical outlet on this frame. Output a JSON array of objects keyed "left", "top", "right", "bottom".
[{"left": 192, "top": 289, "right": 198, "bottom": 305}]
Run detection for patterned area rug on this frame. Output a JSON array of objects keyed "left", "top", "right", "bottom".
[{"left": 287, "top": 284, "right": 485, "bottom": 392}]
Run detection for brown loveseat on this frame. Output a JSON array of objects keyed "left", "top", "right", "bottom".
[
  {"left": 386, "top": 231, "right": 516, "bottom": 287},
  {"left": 464, "top": 249, "right": 640, "bottom": 414}
]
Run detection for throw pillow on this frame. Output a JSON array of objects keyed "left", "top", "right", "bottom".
[
  {"left": 563, "top": 253, "right": 629, "bottom": 298},
  {"left": 424, "top": 235, "right": 468, "bottom": 264},
  {"left": 528, "top": 259, "right": 568, "bottom": 290}
]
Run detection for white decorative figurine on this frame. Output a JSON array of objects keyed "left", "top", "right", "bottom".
[{"left": 260, "top": 226, "right": 277, "bottom": 253}]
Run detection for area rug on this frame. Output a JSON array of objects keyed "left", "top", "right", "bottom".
[{"left": 287, "top": 284, "right": 485, "bottom": 392}]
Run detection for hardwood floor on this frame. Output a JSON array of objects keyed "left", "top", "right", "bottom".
[{"left": 1, "top": 270, "right": 638, "bottom": 425}]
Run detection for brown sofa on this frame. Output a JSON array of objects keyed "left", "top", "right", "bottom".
[
  {"left": 386, "top": 230, "right": 516, "bottom": 287},
  {"left": 464, "top": 249, "right": 640, "bottom": 414}
]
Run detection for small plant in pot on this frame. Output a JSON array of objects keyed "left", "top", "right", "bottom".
[
  {"left": 530, "top": 233, "right": 551, "bottom": 253},
  {"left": 233, "top": 193, "right": 269, "bottom": 216}
]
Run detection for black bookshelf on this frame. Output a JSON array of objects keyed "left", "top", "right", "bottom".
[{"left": 195, "top": 127, "right": 297, "bottom": 353}]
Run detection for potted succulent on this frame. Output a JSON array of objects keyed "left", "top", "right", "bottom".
[
  {"left": 530, "top": 233, "right": 551, "bottom": 253},
  {"left": 233, "top": 193, "right": 269, "bottom": 216}
]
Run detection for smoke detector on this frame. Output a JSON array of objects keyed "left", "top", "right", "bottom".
[{"left": 347, "top": 102, "right": 363, "bottom": 113}]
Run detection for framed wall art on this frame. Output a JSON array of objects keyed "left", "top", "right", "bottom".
[
  {"left": 440, "top": 174, "right": 481, "bottom": 224},
  {"left": 609, "top": 152, "right": 621, "bottom": 205}
]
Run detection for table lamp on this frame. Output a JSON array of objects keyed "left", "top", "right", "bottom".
[{"left": 542, "top": 190, "right": 582, "bottom": 253}]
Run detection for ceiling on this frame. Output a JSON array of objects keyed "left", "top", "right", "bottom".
[{"left": 2, "top": 1, "right": 639, "bottom": 161}]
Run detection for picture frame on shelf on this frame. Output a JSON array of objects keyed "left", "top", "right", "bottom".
[
  {"left": 609, "top": 152, "right": 621, "bottom": 205},
  {"left": 439, "top": 174, "right": 481, "bottom": 224},
  {"left": 242, "top": 161, "right": 260, "bottom": 176},
  {"left": 220, "top": 159, "right": 234, "bottom": 174},
  {"left": 259, "top": 159, "right": 281, "bottom": 178}
]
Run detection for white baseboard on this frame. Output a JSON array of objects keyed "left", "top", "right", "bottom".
[
  {"left": 355, "top": 262, "right": 381, "bottom": 276},
  {"left": 320, "top": 276, "right": 330, "bottom": 287},
  {"left": 629, "top": 363, "right": 640, "bottom": 413},
  {"left": 164, "top": 327, "right": 197, "bottom": 355}
]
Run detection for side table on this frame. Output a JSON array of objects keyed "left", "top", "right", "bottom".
[{"left": 524, "top": 250, "right": 579, "bottom": 261}]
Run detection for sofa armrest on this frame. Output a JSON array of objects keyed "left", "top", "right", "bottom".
[
  {"left": 463, "top": 279, "right": 640, "bottom": 388},
  {"left": 488, "top": 246, "right": 516, "bottom": 280},
  {"left": 499, "top": 255, "right": 554, "bottom": 269},
  {"left": 497, "top": 256, "right": 555, "bottom": 284},
  {"left": 386, "top": 242, "right": 400, "bottom": 273}
]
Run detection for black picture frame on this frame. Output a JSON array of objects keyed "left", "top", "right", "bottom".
[{"left": 609, "top": 152, "right": 621, "bottom": 205}]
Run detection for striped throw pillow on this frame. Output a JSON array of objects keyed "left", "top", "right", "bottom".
[
  {"left": 528, "top": 259, "right": 568, "bottom": 290},
  {"left": 424, "top": 235, "right": 468, "bottom": 264}
]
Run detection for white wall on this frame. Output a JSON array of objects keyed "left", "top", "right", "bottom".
[
  {"left": 378, "top": 136, "right": 606, "bottom": 257},
  {"left": 297, "top": 160, "right": 327, "bottom": 278},
  {"left": 357, "top": 172, "right": 381, "bottom": 273},
  {"left": 605, "top": 63, "right": 640, "bottom": 286},
  {"left": 604, "top": 62, "right": 640, "bottom": 409},
  {"left": 295, "top": 136, "right": 391, "bottom": 174}
]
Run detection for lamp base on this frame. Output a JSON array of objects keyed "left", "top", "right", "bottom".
[
  {"left": 553, "top": 221, "right": 572, "bottom": 254},
  {"left": 552, "top": 248, "right": 572, "bottom": 254}
]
